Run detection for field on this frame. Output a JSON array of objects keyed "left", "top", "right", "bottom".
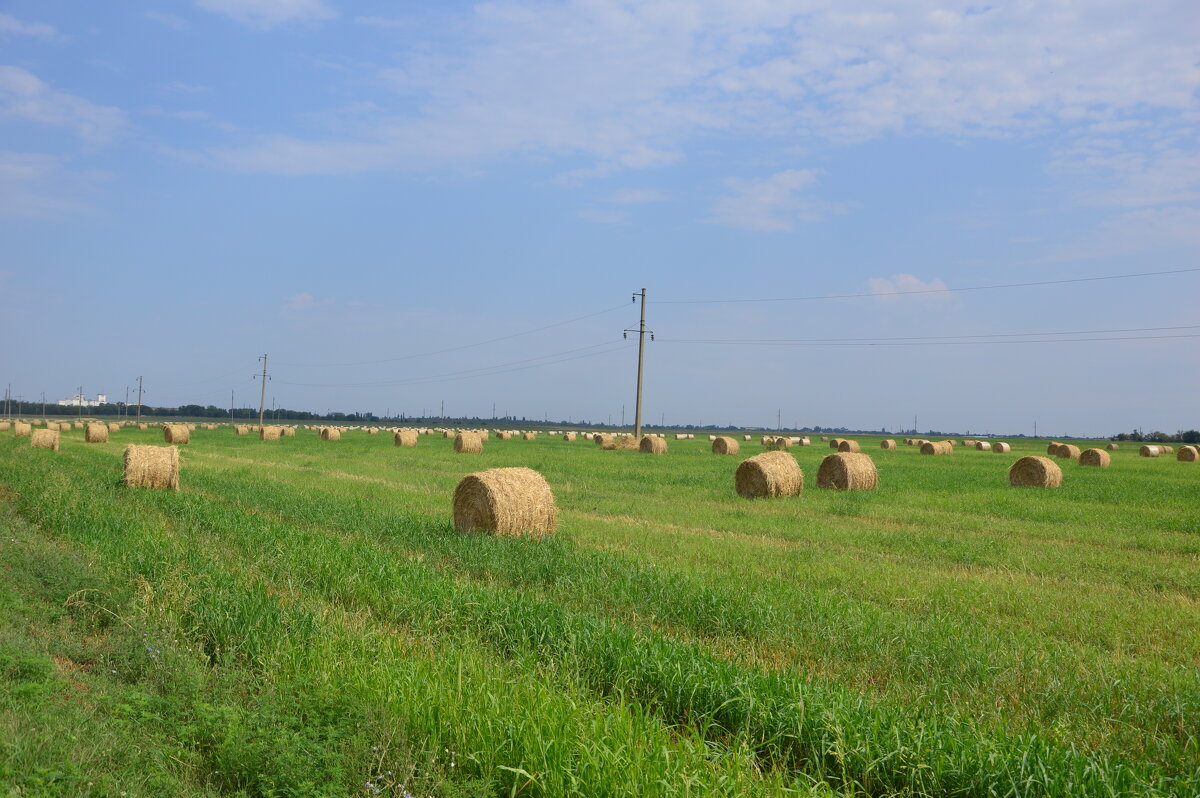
[{"left": 1, "top": 427, "right": 1198, "bottom": 796}]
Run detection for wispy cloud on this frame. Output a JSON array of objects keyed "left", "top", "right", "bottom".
[
  {"left": 0, "top": 150, "right": 106, "bottom": 217},
  {"left": 708, "top": 169, "right": 833, "bottom": 232},
  {"left": 284, "top": 292, "right": 316, "bottom": 311},
  {"left": 1045, "top": 206, "right": 1200, "bottom": 261},
  {"left": 0, "top": 13, "right": 56, "bottom": 38},
  {"left": 0, "top": 65, "right": 126, "bottom": 145},
  {"left": 867, "top": 274, "right": 953, "bottom": 303},
  {"left": 195, "top": 0, "right": 335, "bottom": 29}
]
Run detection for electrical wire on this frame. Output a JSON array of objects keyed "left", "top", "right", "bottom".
[
  {"left": 657, "top": 267, "right": 1200, "bottom": 305},
  {"left": 661, "top": 323, "right": 1200, "bottom": 345},
  {"left": 661, "top": 333, "right": 1200, "bottom": 347},
  {"left": 273, "top": 302, "right": 632, "bottom": 368}
]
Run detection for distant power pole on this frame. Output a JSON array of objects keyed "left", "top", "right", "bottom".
[
  {"left": 3, "top": 384, "right": 8, "bottom": 418},
  {"left": 124, "top": 386, "right": 130, "bottom": 420},
  {"left": 41, "top": 392, "right": 46, "bottom": 420},
  {"left": 777, "top": 408, "right": 781, "bottom": 431},
  {"left": 136, "top": 377, "right": 143, "bottom": 422},
  {"left": 78, "top": 386, "right": 83, "bottom": 420},
  {"left": 230, "top": 390, "right": 234, "bottom": 423},
  {"left": 623, "top": 288, "right": 653, "bottom": 439},
  {"left": 441, "top": 399, "right": 444, "bottom": 419},
  {"left": 255, "top": 354, "right": 270, "bottom": 429}
]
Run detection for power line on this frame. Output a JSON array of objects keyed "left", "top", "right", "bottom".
[
  {"left": 274, "top": 302, "right": 631, "bottom": 368},
  {"left": 657, "top": 267, "right": 1200, "bottom": 305},
  {"left": 661, "top": 323, "right": 1200, "bottom": 345},
  {"left": 660, "top": 333, "right": 1200, "bottom": 348}
]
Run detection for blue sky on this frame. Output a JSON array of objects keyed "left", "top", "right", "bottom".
[{"left": 1, "top": 0, "right": 1197, "bottom": 436}]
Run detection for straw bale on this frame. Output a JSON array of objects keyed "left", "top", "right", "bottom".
[
  {"left": 523, "top": 432, "right": 537, "bottom": 441},
  {"left": 0, "top": 421, "right": 9, "bottom": 432},
  {"left": 640, "top": 435, "right": 667, "bottom": 454},
  {"left": 163, "top": 425, "right": 190, "bottom": 444},
  {"left": 838, "top": 439, "right": 861, "bottom": 453},
  {"left": 817, "top": 452, "right": 878, "bottom": 491},
  {"left": 497, "top": 431, "right": 513, "bottom": 440},
  {"left": 10, "top": 421, "right": 32, "bottom": 437},
  {"left": 260, "top": 426, "right": 282, "bottom": 441},
  {"left": 452, "top": 467, "right": 556, "bottom": 538},
  {"left": 1106, "top": 443, "right": 1119, "bottom": 450},
  {"left": 1009, "top": 456, "right": 1062, "bottom": 487},
  {"left": 1079, "top": 448, "right": 1110, "bottom": 467},
  {"left": 595, "top": 433, "right": 615, "bottom": 449},
  {"left": 137, "top": 423, "right": 148, "bottom": 431},
  {"left": 975, "top": 441, "right": 992, "bottom": 451},
  {"left": 395, "top": 429, "right": 418, "bottom": 447},
  {"left": 1177, "top": 446, "right": 1198, "bottom": 462},
  {"left": 799, "top": 437, "right": 810, "bottom": 446},
  {"left": 563, "top": 432, "right": 577, "bottom": 441},
  {"left": 31, "top": 429, "right": 59, "bottom": 451},
  {"left": 85, "top": 423, "right": 108, "bottom": 443},
  {"left": 993, "top": 442, "right": 1012, "bottom": 453},
  {"left": 820, "top": 436, "right": 828, "bottom": 441},
  {"left": 281, "top": 427, "right": 295, "bottom": 437},
  {"left": 880, "top": 439, "right": 896, "bottom": 450},
  {"left": 712, "top": 436, "right": 740, "bottom": 455},
  {"left": 1139, "top": 445, "right": 1160, "bottom": 457},
  {"left": 320, "top": 427, "right": 341, "bottom": 441},
  {"left": 675, "top": 433, "right": 687, "bottom": 440},
  {"left": 123, "top": 444, "right": 180, "bottom": 490},
  {"left": 920, "top": 441, "right": 953, "bottom": 455},
  {"left": 1056, "top": 444, "right": 1081, "bottom": 459},
  {"left": 107, "top": 422, "right": 120, "bottom": 433},
  {"left": 479, "top": 430, "right": 489, "bottom": 442},
  {"left": 454, "top": 431, "right": 483, "bottom": 453},
  {"left": 829, "top": 438, "right": 844, "bottom": 449},
  {"left": 1161, "top": 445, "right": 1175, "bottom": 454},
  {"left": 614, "top": 434, "right": 639, "bottom": 451},
  {"left": 235, "top": 426, "right": 249, "bottom": 435},
  {"left": 743, "top": 435, "right": 752, "bottom": 441},
  {"left": 735, "top": 451, "right": 803, "bottom": 499},
  {"left": 443, "top": 430, "right": 455, "bottom": 439}
]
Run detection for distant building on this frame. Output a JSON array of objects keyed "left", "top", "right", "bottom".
[{"left": 57, "top": 392, "right": 107, "bottom": 408}]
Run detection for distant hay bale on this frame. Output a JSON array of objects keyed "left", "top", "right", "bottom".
[
  {"left": 760, "top": 435, "right": 772, "bottom": 447},
  {"left": 163, "top": 424, "right": 190, "bottom": 444},
  {"left": 798, "top": 437, "right": 810, "bottom": 446},
  {"left": 74, "top": 422, "right": 84, "bottom": 430},
  {"left": 1079, "top": 448, "right": 1111, "bottom": 467},
  {"left": 137, "top": 423, "right": 148, "bottom": 431},
  {"left": 452, "top": 467, "right": 556, "bottom": 539},
  {"left": 820, "top": 436, "right": 828, "bottom": 441},
  {"left": 1161, "top": 445, "right": 1175, "bottom": 454},
  {"left": 712, "top": 436, "right": 740, "bottom": 455},
  {"left": 708, "top": 434, "right": 717, "bottom": 441},
  {"left": 1139, "top": 445, "right": 1160, "bottom": 458},
  {"left": 235, "top": 426, "right": 249, "bottom": 435},
  {"left": 838, "top": 439, "right": 861, "bottom": 453},
  {"left": 735, "top": 451, "right": 803, "bottom": 499},
  {"left": 443, "top": 430, "right": 455, "bottom": 439},
  {"left": 107, "top": 422, "right": 120, "bottom": 433},
  {"left": 880, "top": 439, "right": 896, "bottom": 449},
  {"left": 595, "top": 433, "right": 615, "bottom": 449},
  {"left": 675, "top": 433, "right": 687, "bottom": 440},
  {"left": 817, "top": 452, "right": 878, "bottom": 491},
  {"left": 829, "top": 438, "right": 844, "bottom": 449},
  {"left": 122, "top": 444, "right": 180, "bottom": 490},
  {"left": 85, "top": 422, "right": 108, "bottom": 443},
  {"left": 281, "top": 427, "right": 295, "bottom": 437},
  {"left": 774, "top": 436, "right": 793, "bottom": 450},
  {"left": 1177, "top": 445, "right": 1198, "bottom": 462},
  {"left": 31, "top": 429, "right": 59, "bottom": 451},
  {"left": 993, "top": 442, "right": 1012, "bottom": 453},
  {"left": 614, "top": 434, "right": 639, "bottom": 451},
  {"left": 320, "top": 427, "right": 341, "bottom": 441},
  {"left": 1009, "top": 456, "right": 1062, "bottom": 487},
  {"left": 11, "top": 421, "right": 31, "bottom": 437},
  {"left": 743, "top": 434, "right": 752, "bottom": 441},
  {"left": 975, "top": 441, "right": 992, "bottom": 451},
  {"left": 1106, "top": 443, "right": 1119, "bottom": 450},
  {"left": 562, "top": 432, "right": 576, "bottom": 441},
  {"left": 0, "top": 421, "right": 9, "bottom": 432},
  {"left": 395, "top": 429, "right": 418, "bottom": 447},
  {"left": 454, "top": 431, "right": 483, "bottom": 453},
  {"left": 920, "top": 441, "right": 953, "bottom": 456},
  {"left": 522, "top": 432, "right": 537, "bottom": 441},
  {"left": 1056, "top": 444, "right": 1081, "bottom": 459},
  {"left": 640, "top": 435, "right": 667, "bottom": 454},
  {"left": 1047, "top": 443, "right": 1061, "bottom": 456},
  {"left": 260, "top": 426, "right": 282, "bottom": 441},
  {"left": 497, "top": 431, "right": 513, "bottom": 440}
]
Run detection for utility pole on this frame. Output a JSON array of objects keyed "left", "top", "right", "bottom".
[
  {"left": 78, "top": 386, "right": 83, "bottom": 420},
  {"left": 230, "top": 390, "right": 234, "bottom": 423},
  {"left": 41, "top": 392, "right": 46, "bottom": 421},
  {"left": 136, "top": 377, "right": 143, "bottom": 422},
  {"left": 255, "top": 354, "right": 270, "bottom": 430},
  {"left": 124, "top": 386, "right": 130, "bottom": 421},
  {"left": 1034, "top": 420, "right": 1038, "bottom": 438},
  {"left": 441, "top": 399, "right": 444, "bottom": 419},
  {"left": 623, "top": 288, "right": 653, "bottom": 439},
  {"left": 3, "top": 384, "right": 9, "bottom": 418},
  {"left": 778, "top": 408, "right": 781, "bottom": 431}
]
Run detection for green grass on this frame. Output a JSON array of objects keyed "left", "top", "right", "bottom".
[{"left": 1, "top": 427, "right": 1197, "bottom": 796}]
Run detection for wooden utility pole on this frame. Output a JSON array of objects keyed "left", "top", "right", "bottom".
[
  {"left": 256, "top": 354, "right": 270, "bottom": 430},
  {"left": 41, "top": 392, "right": 46, "bottom": 421},
  {"left": 136, "top": 377, "right": 143, "bottom": 422},
  {"left": 624, "top": 289, "right": 653, "bottom": 439},
  {"left": 78, "top": 386, "right": 83, "bottom": 420}
]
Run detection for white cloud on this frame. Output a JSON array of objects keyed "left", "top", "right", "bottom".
[
  {"left": 1046, "top": 206, "right": 1200, "bottom": 261},
  {"left": 708, "top": 169, "right": 830, "bottom": 232},
  {"left": 0, "top": 150, "right": 105, "bottom": 217},
  {"left": 867, "top": 274, "right": 953, "bottom": 302},
  {"left": 0, "top": 65, "right": 126, "bottom": 145},
  {"left": 284, "top": 292, "right": 317, "bottom": 311},
  {"left": 196, "top": 0, "right": 335, "bottom": 29},
  {"left": 0, "top": 13, "right": 55, "bottom": 38}
]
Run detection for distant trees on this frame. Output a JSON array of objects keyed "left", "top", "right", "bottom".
[{"left": 1113, "top": 430, "right": 1199, "bottom": 443}]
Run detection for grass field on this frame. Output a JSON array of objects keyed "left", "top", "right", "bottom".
[{"left": 1, "top": 427, "right": 1197, "bottom": 796}]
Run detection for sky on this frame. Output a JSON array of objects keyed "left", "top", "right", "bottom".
[{"left": 1, "top": 0, "right": 1197, "bottom": 437}]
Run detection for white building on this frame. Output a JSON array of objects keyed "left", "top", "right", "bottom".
[{"left": 57, "top": 393, "right": 107, "bottom": 408}]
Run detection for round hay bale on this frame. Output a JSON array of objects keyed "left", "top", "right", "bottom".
[
  {"left": 1056, "top": 444, "right": 1081, "bottom": 459},
  {"left": 31, "top": 429, "right": 59, "bottom": 451},
  {"left": 975, "top": 441, "right": 992, "bottom": 451},
  {"left": 798, "top": 437, "right": 810, "bottom": 446},
  {"left": 163, "top": 425, "right": 190, "bottom": 444},
  {"left": 759, "top": 435, "right": 772, "bottom": 447},
  {"left": 123, "top": 444, "right": 180, "bottom": 490},
  {"left": 920, "top": 441, "right": 953, "bottom": 456},
  {"left": 454, "top": 431, "right": 483, "bottom": 453},
  {"left": 820, "top": 436, "right": 828, "bottom": 442},
  {"left": 1106, "top": 443, "right": 1119, "bottom": 450},
  {"left": 453, "top": 467, "right": 556, "bottom": 538},
  {"left": 260, "top": 426, "right": 282, "bottom": 441},
  {"left": 0, "top": 421, "right": 9, "bottom": 432},
  {"left": 1079, "top": 448, "right": 1110, "bottom": 467},
  {"left": 496, "top": 431, "right": 513, "bottom": 440},
  {"left": 829, "top": 438, "right": 843, "bottom": 449},
  {"left": 107, "top": 422, "right": 120, "bottom": 433},
  {"left": 1009, "top": 456, "right": 1062, "bottom": 487},
  {"left": 85, "top": 422, "right": 108, "bottom": 443},
  {"left": 443, "top": 430, "right": 455, "bottom": 439},
  {"left": 614, "top": 434, "right": 640, "bottom": 451},
  {"left": 319, "top": 427, "right": 341, "bottom": 441},
  {"left": 395, "top": 429, "right": 418, "bottom": 447},
  {"left": 1139, "top": 445, "right": 1160, "bottom": 457},
  {"left": 522, "top": 432, "right": 537, "bottom": 441},
  {"left": 674, "top": 433, "right": 687, "bottom": 440},
  {"left": 993, "top": 442, "right": 1012, "bottom": 453},
  {"left": 640, "top": 435, "right": 667, "bottom": 454},
  {"left": 1177, "top": 445, "right": 1198, "bottom": 462},
  {"left": 743, "top": 434, "right": 752, "bottom": 441},
  {"left": 235, "top": 425, "right": 249, "bottom": 436},
  {"left": 281, "top": 427, "right": 295, "bottom": 437},
  {"left": 137, "top": 423, "right": 148, "bottom": 431},
  {"left": 735, "top": 451, "right": 803, "bottom": 499},
  {"left": 595, "top": 433, "right": 615, "bottom": 449},
  {"left": 817, "top": 452, "right": 878, "bottom": 491},
  {"left": 712, "top": 436, "right": 740, "bottom": 455},
  {"left": 880, "top": 439, "right": 896, "bottom": 450},
  {"left": 1047, "top": 443, "right": 1062, "bottom": 456},
  {"left": 708, "top": 434, "right": 716, "bottom": 442},
  {"left": 838, "top": 439, "right": 861, "bottom": 453},
  {"left": 73, "top": 422, "right": 84, "bottom": 430},
  {"left": 12, "top": 421, "right": 32, "bottom": 438},
  {"left": 1161, "top": 445, "right": 1174, "bottom": 454},
  {"left": 773, "top": 436, "right": 793, "bottom": 450},
  {"left": 563, "top": 432, "right": 576, "bottom": 442}
]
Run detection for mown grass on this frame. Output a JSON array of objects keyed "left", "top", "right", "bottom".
[{"left": 1, "top": 426, "right": 1197, "bottom": 796}]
